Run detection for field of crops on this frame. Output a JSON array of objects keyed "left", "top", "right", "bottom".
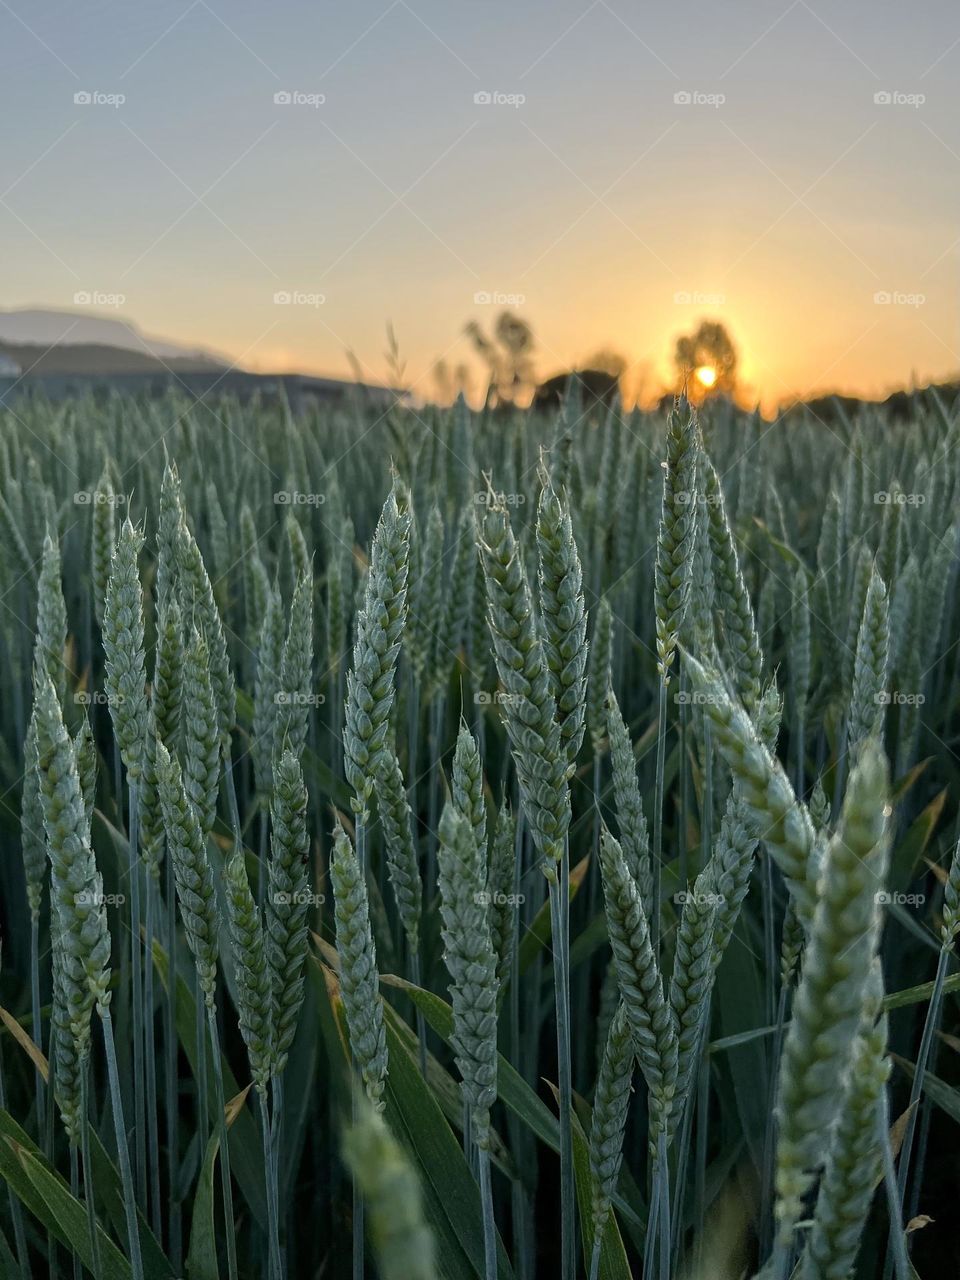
[{"left": 0, "top": 386, "right": 958, "bottom": 1279}]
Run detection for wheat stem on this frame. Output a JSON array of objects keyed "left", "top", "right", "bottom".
[
  {"left": 652, "top": 678, "right": 667, "bottom": 951},
  {"left": 893, "top": 943, "right": 948, "bottom": 1225},
  {"left": 80, "top": 1060, "right": 102, "bottom": 1280},
  {"left": 127, "top": 780, "right": 147, "bottom": 1204},
  {"left": 0, "top": 1019, "right": 29, "bottom": 1279},
  {"left": 548, "top": 868, "right": 575, "bottom": 1280},
  {"left": 259, "top": 1090, "right": 282, "bottom": 1280},
  {"left": 207, "top": 1009, "right": 239, "bottom": 1280},
  {"left": 143, "top": 875, "right": 161, "bottom": 1237},
  {"left": 100, "top": 1007, "right": 144, "bottom": 1280}
]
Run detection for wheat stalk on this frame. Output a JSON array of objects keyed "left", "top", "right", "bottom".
[
  {"left": 536, "top": 461, "right": 588, "bottom": 764},
  {"left": 588, "top": 1002, "right": 633, "bottom": 1280},
  {"left": 344, "top": 485, "right": 411, "bottom": 825},
  {"left": 683, "top": 651, "right": 820, "bottom": 928},
  {"left": 437, "top": 802, "right": 499, "bottom": 1280},
  {"left": 774, "top": 739, "right": 889, "bottom": 1248},
  {"left": 342, "top": 1097, "right": 437, "bottom": 1280},
  {"left": 265, "top": 748, "right": 311, "bottom": 1074},
  {"left": 331, "top": 818, "right": 388, "bottom": 1108}
]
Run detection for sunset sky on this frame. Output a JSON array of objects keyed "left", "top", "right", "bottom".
[{"left": 3, "top": 0, "right": 958, "bottom": 410}]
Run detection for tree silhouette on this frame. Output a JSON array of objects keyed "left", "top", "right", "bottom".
[
  {"left": 674, "top": 320, "right": 738, "bottom": 399},
  {"left": 464, "top": 309, "right": 535, "bottom": 407}
]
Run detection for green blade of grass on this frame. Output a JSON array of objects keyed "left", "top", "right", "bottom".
[
  {"left": 319, "top": 957, "right": 513, "bottom": 1280},
  {"left": 0, "top": 1025, "right": 172, "bottom": 1278},
  {"left": 546, "top": 1083, "right": 633, "bottom": 1280},
  {"left": 0, "top": 1114, "right": 131, "bottom": 1280},
  {"left": 381, "top": 973, "right": 645, "bottom": 1234},
  {"left": 151, "top": 936, "right": 267, "bottom": 1230}
]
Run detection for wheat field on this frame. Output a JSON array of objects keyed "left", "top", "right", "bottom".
[{"left": 0, "top": 385, "right": 958, "bottom": 1279}]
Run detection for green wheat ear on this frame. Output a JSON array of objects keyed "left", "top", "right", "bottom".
[
  {"left": 330, "top": 818, "right": 388, "bottom": 1109},
  {"left": 20, "top": 706, "right": 47, "bottom": 921},
  {"left": 156, "top": 458, "right": 183, "bottom": 608},
  {"left": 478, "top": 494, "right": 569, "bottom": 870},
  {"left": 266, "top": 749, "right": 311, "bottom": 1075},
  {"left": 181, "top": 628, "right": 220, "bottom": 837},
  {"left": 91, "top": 465, "right": 116, "bottom": 628},
  {"left": 702, "top": 455, "right": 762, "bottom": 714},
  {"left": 344, "top": 484, "right": 411, "bottom": 822},
  {"left": 342, "top": 1096, "right": 437, "bottom": 1280},
  {"left": 102, "top": 517, "right": 149, "bottom": 784},
  {"left": 73, "top": 712, "right": 97, "bottom": 839},
  {"left": 669, "top": 871, "right": 718, "bottom": 1136},
  {"left": 847, "top": 564, "right": 889, "bottom": 750},
  {"left": 276, "top": 567, "right": 314, "bottom": 760},
  {"left": 801, "top": 967, "right": 889, "bottom": 1280},
  {"left": 487, "top": 798, "right": 518, "bottom": 994},
  {"left": 683, "top": 650, "right": 819, "bottom": 928},
  {"left": 224, "top": 847, "right": 273, "bottom": 1094},
  {"left": 153, "top": 594, "right": 183, "bottom": 749},
  {"left": 376, "top": 744, "right": 422, "bottom": 954},
  {"left": 655, "top": 396, "right": 699, "bottom": 682},
  {"left": 599, "top": 825, "right": 677, "bottom": 1152},
  {"left": 50, "top": 924, "right": 83, "bottom": 1144},
  {"left": 34, "top": 670, "right": 112, "bottom": 1028},
  {"left": 452, "top": 719, "right": 487, "bottom": 861},
  {"left": 177, "top": 512, "right": 235, "bottom": 750},
  {"left": 588, "top": 1002, "right": 634, "bottom": 1248},
  {"left": 605, "top": 687, "right": 653, "bottom": 915},
  {"left": 253, "top": 583, "right": 285, "bottom": 801},
  {"left": 408, "top": 502, "right": 444, "bottom": 686},
  {"left": 536, "top": 460, "right": 588, "bottom": 765},
  {"left": 704, "top": 791, "right": 759, "bottom": 966},
  {"left": 36, "top": 530, "right": 69, "bottom": 704},
  {"left": 586, "top": 595, "right": 614, "bottom": 755},
  {"left": 774, "top": 739, "right": 890, "bottom": 1243},
  {"left": 156, "top": 739, "right": 220, "bottom": 1008},
  {"left": 436, "top": 802, "right": 499, "bottom": 1149}
]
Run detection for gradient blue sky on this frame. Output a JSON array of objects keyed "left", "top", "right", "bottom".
[{"left": 2, "top": 0, "right": 957, "bottom": 407}]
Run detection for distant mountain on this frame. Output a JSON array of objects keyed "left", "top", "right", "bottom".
[
  {"left": 0, "top": 341, "right": 227, "bottom": 377},
  {"left": 0, "top": 308, "right": 230, "bottom": 367}
]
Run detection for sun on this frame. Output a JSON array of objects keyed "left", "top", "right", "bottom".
[{"left": 695, "top": 364, "right": 717, "bottom": 388}]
